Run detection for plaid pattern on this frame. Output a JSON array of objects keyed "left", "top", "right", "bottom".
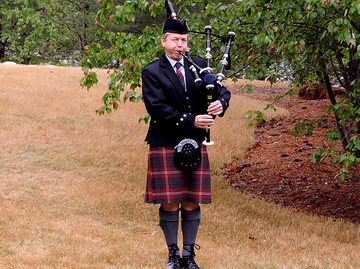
[{"left": 145, "top": 144, "right": 211, "bottom": 204}]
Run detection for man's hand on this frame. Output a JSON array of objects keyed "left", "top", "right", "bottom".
[
  {"left": 207, "top": 100, "right": 223, "bottom": 115},
  {"left": 194, "top": 114, "right": 214, "bottom": 129}
]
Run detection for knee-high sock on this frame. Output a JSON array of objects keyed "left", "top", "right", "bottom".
[
  {"left": 181, "top": 206, "right": 201, "bottom": 257},
  {"left": 159, "top": 206, "right": 180, "bottom": 248}
]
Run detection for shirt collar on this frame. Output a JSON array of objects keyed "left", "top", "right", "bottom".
[{"left": 165, "top": 54, "right": 184, "bottom": 68}]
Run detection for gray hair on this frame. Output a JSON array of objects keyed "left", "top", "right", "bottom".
[
  {"left": 162, "top": 32, "right": 188, "bottom": 42},
  {"left": 162, "top": 32, "right": 169, "bottom": 41}
]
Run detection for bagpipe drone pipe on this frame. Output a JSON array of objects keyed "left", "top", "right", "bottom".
[{"left": 165, "top": 0, "right": 235, "bottom": 146}]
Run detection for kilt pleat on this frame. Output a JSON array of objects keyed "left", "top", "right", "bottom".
[{"left": 145, "top": 144, "right": 211, "bottom": 204}]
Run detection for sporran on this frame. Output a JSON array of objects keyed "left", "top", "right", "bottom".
[{"left": 174, "top": 138, "right": 202, "bottom": 170}]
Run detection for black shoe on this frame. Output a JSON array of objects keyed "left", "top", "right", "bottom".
[
  {"left": 167, "top": 244, "right": 181, "bottom": 269},
  {"left": 181, "top": 244, "right": 200, "bottom": 269}
]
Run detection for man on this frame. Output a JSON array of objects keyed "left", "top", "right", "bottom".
[{"left": 142, "top": 18, "right": 231, "bottom": 269}]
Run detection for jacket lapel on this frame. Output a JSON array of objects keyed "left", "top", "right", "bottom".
[
  {"left": 160, "top": 55, "right": 188, "bottom": 107},
  {"left": 183, "top": 59, "right": 196, "bottom": 110}
]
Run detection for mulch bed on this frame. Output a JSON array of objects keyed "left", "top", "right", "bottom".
[{"left": 223, "top": 85, "right": 360, "bottom": 224}]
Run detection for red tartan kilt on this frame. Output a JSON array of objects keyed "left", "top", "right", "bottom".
[{"left": 145, "top": 144, "right": 211, "bottom": 204}]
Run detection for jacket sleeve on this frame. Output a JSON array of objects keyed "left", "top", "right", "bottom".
[
  {"left": 192, "top": 56, "right": 231, "bottom": 117},
  {"left": 215, "top": 82, "right": 231, "bottom": 117}
]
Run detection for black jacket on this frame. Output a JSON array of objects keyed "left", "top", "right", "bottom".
[{"left": 142, "top": 53, "right": 231, "bottom": 146}]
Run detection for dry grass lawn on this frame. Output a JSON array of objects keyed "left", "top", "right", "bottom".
[{"left": 0, "top": 64, "right": 359, "bottom": 269}]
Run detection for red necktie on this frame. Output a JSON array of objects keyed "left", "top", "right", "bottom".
[{"left": 175, "top": 62, "right": 185, "bottom": 88}]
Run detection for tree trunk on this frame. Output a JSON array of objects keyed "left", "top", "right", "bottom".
[
  {"left": 81, "top": 4, "right": 88, "bottom": 57},
  {"left": 335, "top": 48, "right": 360, "bottom": 156},
  {"left": 0, "top": 24, "right": 4, "bottom": 60},
  {"left": 0, "top": 44, "right": 4, "bottom": 60},
  {"left": 319, "top": 58, "right": 349, "bottom": 150}
]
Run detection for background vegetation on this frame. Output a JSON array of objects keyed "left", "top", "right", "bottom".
[{"left": 81, "top": 0, "right": 360, "bottom": 178}]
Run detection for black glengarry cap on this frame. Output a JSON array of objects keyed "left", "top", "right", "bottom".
[{"left": 163, "top": 19, "right": 189, "bottom": 34}]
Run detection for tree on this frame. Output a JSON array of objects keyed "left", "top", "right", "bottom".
[
  {"left": 0, "top": 0, "right": 50, "bottom": 64},
  {"left": 0, "top": 0, "right": 102, "bottom": 64},
  {"left": 227, "top": 0, "right": 360, "bottom": 178},
  {"left": 81, "top": 0, "right": 360, "bottom": 178},
  {"left": 48, "top": 0, "right": 106, "bottom": 61}
]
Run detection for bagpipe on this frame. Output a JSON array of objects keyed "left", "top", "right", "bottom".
[{"left": 165, "top": 0, "right": 235, "bottom": 146}]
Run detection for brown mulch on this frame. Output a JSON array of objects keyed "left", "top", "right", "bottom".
[{"left": 223, "top": 85, "right": 360, "bottom": 224}]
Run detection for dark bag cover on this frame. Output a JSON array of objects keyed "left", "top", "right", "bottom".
[{"left": 174, "top": 138, "right": 202, "bottom": 170}]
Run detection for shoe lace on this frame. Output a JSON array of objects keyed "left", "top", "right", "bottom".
[
  {"left": 184, "top": 244, "right": 201, "bottom": 269},
  {"left": 189, "top": 243, "right": 200, "bottom": 258}
]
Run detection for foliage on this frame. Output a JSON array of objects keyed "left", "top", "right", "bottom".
[
  {"left": 0, "top": 0, "right": 102, "bottom": 64},
  {"left": 212, "top": 0, "right": 360, "bottom": 178},
  {"left": 80, "top": 0, "right": 237, "bottom": 116},
  {"left": 81, "top": 0, "right": 360, "bottom": 178},
  {"left": 233, "top": 0, "right": 360, "bottom": 178},
  {"left": 0, "top": 0, "right": 55, "bottom": 64}
]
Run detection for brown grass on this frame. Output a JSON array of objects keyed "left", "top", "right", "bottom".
[{"left": 0, "top": 64, "right": 359, "bottom": 269}]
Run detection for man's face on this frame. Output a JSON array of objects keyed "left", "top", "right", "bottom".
[{"left": 161, "top": 32, "right": 188, "bottom": 61}]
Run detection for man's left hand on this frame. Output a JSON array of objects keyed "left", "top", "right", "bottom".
[{"left": 207, "top": 100, "right": 223, "bottom": 116}]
